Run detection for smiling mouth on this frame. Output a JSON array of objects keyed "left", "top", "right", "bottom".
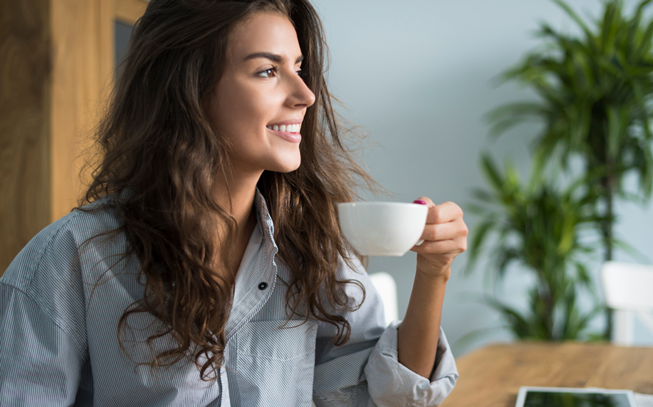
[{"left": 266, "top": 124, "right": 301, "bottom": 133}]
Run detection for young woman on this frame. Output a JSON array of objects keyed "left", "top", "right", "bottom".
[{"left": 0, "top": 0, "right": 467, "bottom": 405}]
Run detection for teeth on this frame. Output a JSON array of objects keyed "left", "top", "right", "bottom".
[{"left": 267, "top": 124, "right": 301, "bottom": 133}]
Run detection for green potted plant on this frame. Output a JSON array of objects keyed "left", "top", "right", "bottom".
[
  {"left": 466, "top": 155, "right": 601, "bottom": 340},
  {"left": 487, "top": 0, "right": 653, "bottom": 337}
]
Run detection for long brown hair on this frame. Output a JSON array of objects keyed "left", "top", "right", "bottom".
[{"left": 79, "top": 0, "right": 378, "bottom": 381}]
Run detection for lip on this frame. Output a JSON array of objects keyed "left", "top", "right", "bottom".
[
  {"left": 267, "top": 127, "right": 302, "bottom": 143},
  {"left": 267, "top": 118, "right": 303, "bottom": 126}
]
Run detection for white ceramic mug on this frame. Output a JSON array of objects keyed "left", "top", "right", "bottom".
[{"left": 337, "top": 202, "right": 428, "bottom": 256}]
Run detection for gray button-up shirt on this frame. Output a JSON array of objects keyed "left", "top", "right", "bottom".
[{"left": 0, "top": 191, "right": 458, "bottom": 406}]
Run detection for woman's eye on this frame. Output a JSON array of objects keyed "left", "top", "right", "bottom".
[
  {"left": 296, "top": 69, "right": 307, "bottom": 79},
  {"left": 257, "top": 68, "right": 277, "bottom": 78}
]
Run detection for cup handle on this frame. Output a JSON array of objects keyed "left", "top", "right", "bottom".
[{"left": 415, "top": 239, "right": 424, "bottom": 246}]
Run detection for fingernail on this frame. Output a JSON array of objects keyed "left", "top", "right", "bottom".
[{"left": 413, "top": 199, "right": 427, "bottom": 205}]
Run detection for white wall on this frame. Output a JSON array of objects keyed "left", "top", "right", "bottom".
[{"left": 310, "top": 0, "right": 653, "bottom": 355}]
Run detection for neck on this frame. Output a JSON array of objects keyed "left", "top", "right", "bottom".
[
  {"left": 213, "top": 176, "right": 259, "bottom": 228},
  {"left": 212, "top": 168, "right": 263, "bottom": 273}
]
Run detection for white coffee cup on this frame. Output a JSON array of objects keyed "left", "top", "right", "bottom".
[{"left": 337, "top": 202, "right": 428, "bottom": 256}]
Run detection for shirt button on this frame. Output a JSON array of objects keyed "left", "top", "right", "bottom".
[{"left": 258, "top": 282, "right": 268, "bottom": 290}]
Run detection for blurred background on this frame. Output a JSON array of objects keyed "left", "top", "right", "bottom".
[
  {"left": 1, "top": 0, "right": 652, "bottom": 357},
  {"left": 309, "top": 0, "right": 653, "bottom": 355}
]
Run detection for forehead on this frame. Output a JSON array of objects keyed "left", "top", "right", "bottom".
[{"left": 228, "top": 12, "right": 302, "bottom": 60}]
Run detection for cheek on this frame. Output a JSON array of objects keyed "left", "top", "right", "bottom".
[
  {"left": 212, "top": 77, "right": 287, "bottom": 142},
  {"left": 215, "top": 90, "right": 250, "bottom": 131},
  {"left": 244, "top": 89, "right": 284, "bottom": 125}
]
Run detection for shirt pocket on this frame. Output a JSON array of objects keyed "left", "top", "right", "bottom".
[{"left": 235, "top": 319, "right": 318, "bottom": 406}]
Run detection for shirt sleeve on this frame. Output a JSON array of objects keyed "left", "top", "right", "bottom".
[
  {"left": 0, "top": 284, "right": 85, "bottom": 406},
  {"left": 312, "top": 255, "right": 458, "bottom": 407}
]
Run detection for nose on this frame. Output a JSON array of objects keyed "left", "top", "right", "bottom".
[{"left": 287, "top": 72, "right": 316, "bottom": 109}]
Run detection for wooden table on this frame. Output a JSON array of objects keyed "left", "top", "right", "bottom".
[{"left": 440, "top": 342, "right": 653, "bottom": 407}]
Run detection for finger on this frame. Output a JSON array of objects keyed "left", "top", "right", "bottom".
[
  {"left": 413, "top": 197, "right": 434, "bottom": 213},
  {"left": 412, "top": 197, "right": 433, "bottom": 247},
  {"left": 420, "top": 218, "right": 468, "bottom": 242},
  {"left": 414, "top": 196, "right": 442, "bottom": 225},
  {"left": 427, "top": 201, "right": 464, "bottom": 225},
  {"left": 412, "top": 236, "right": 467, "bottom": 255}
]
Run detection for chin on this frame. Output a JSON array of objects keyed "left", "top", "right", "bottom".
[
  {"left": 276, "top": 162, "right": 301, "bottom": 173},
  {"left": 275, "top": 151, "right": 301, "bottom": 173}
]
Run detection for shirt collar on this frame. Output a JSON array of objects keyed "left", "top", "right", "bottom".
[
  {"left": 224, "top": 189, "right": 279, "bottom": 341},
  {"left": 253, "top": 188, "right": 277, "bottom": 251}
]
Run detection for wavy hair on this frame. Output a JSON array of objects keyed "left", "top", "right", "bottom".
[{"left": 78, "top": 0, "right": 378, "bottom": 381}]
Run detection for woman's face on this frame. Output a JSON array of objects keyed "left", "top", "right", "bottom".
[{"left": 208, "top": 12, "right": 316, "bottom": 177}]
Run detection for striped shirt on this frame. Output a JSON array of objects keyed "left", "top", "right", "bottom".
[{"left": 0, "top": 191, "right": 458, "bottom": 406}]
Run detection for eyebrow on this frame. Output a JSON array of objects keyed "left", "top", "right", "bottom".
[{"left": 243, "top": 52, "right": 304, "bottom": 64}]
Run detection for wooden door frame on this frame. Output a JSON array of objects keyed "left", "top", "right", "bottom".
[
  {"left": 0, "top": 0, "right": 147, "bottom": 275},
  {"left": 50, "top": 0, "right": 147, "bottom": 221}
]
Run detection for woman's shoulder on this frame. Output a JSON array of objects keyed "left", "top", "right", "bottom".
[
  {"left": 1, "top": 195, "right": 125, "bottom": 290},
  {"left": 0, "top": 197, "right": 129, "bottom": 357},
  {"left": 67, "top": 196, "right": 126, "bottom": 238},
  {"left": 32, "top": 196, "right": 124, "bottom": 258}
]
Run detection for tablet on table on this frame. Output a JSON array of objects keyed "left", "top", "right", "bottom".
[{"left": 515, "top": 386, "right": 637, "bottom": 407}]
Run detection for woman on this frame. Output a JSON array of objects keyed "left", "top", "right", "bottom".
[{"left": 0, "top": 0, "right": 467, "bottom": 405}]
